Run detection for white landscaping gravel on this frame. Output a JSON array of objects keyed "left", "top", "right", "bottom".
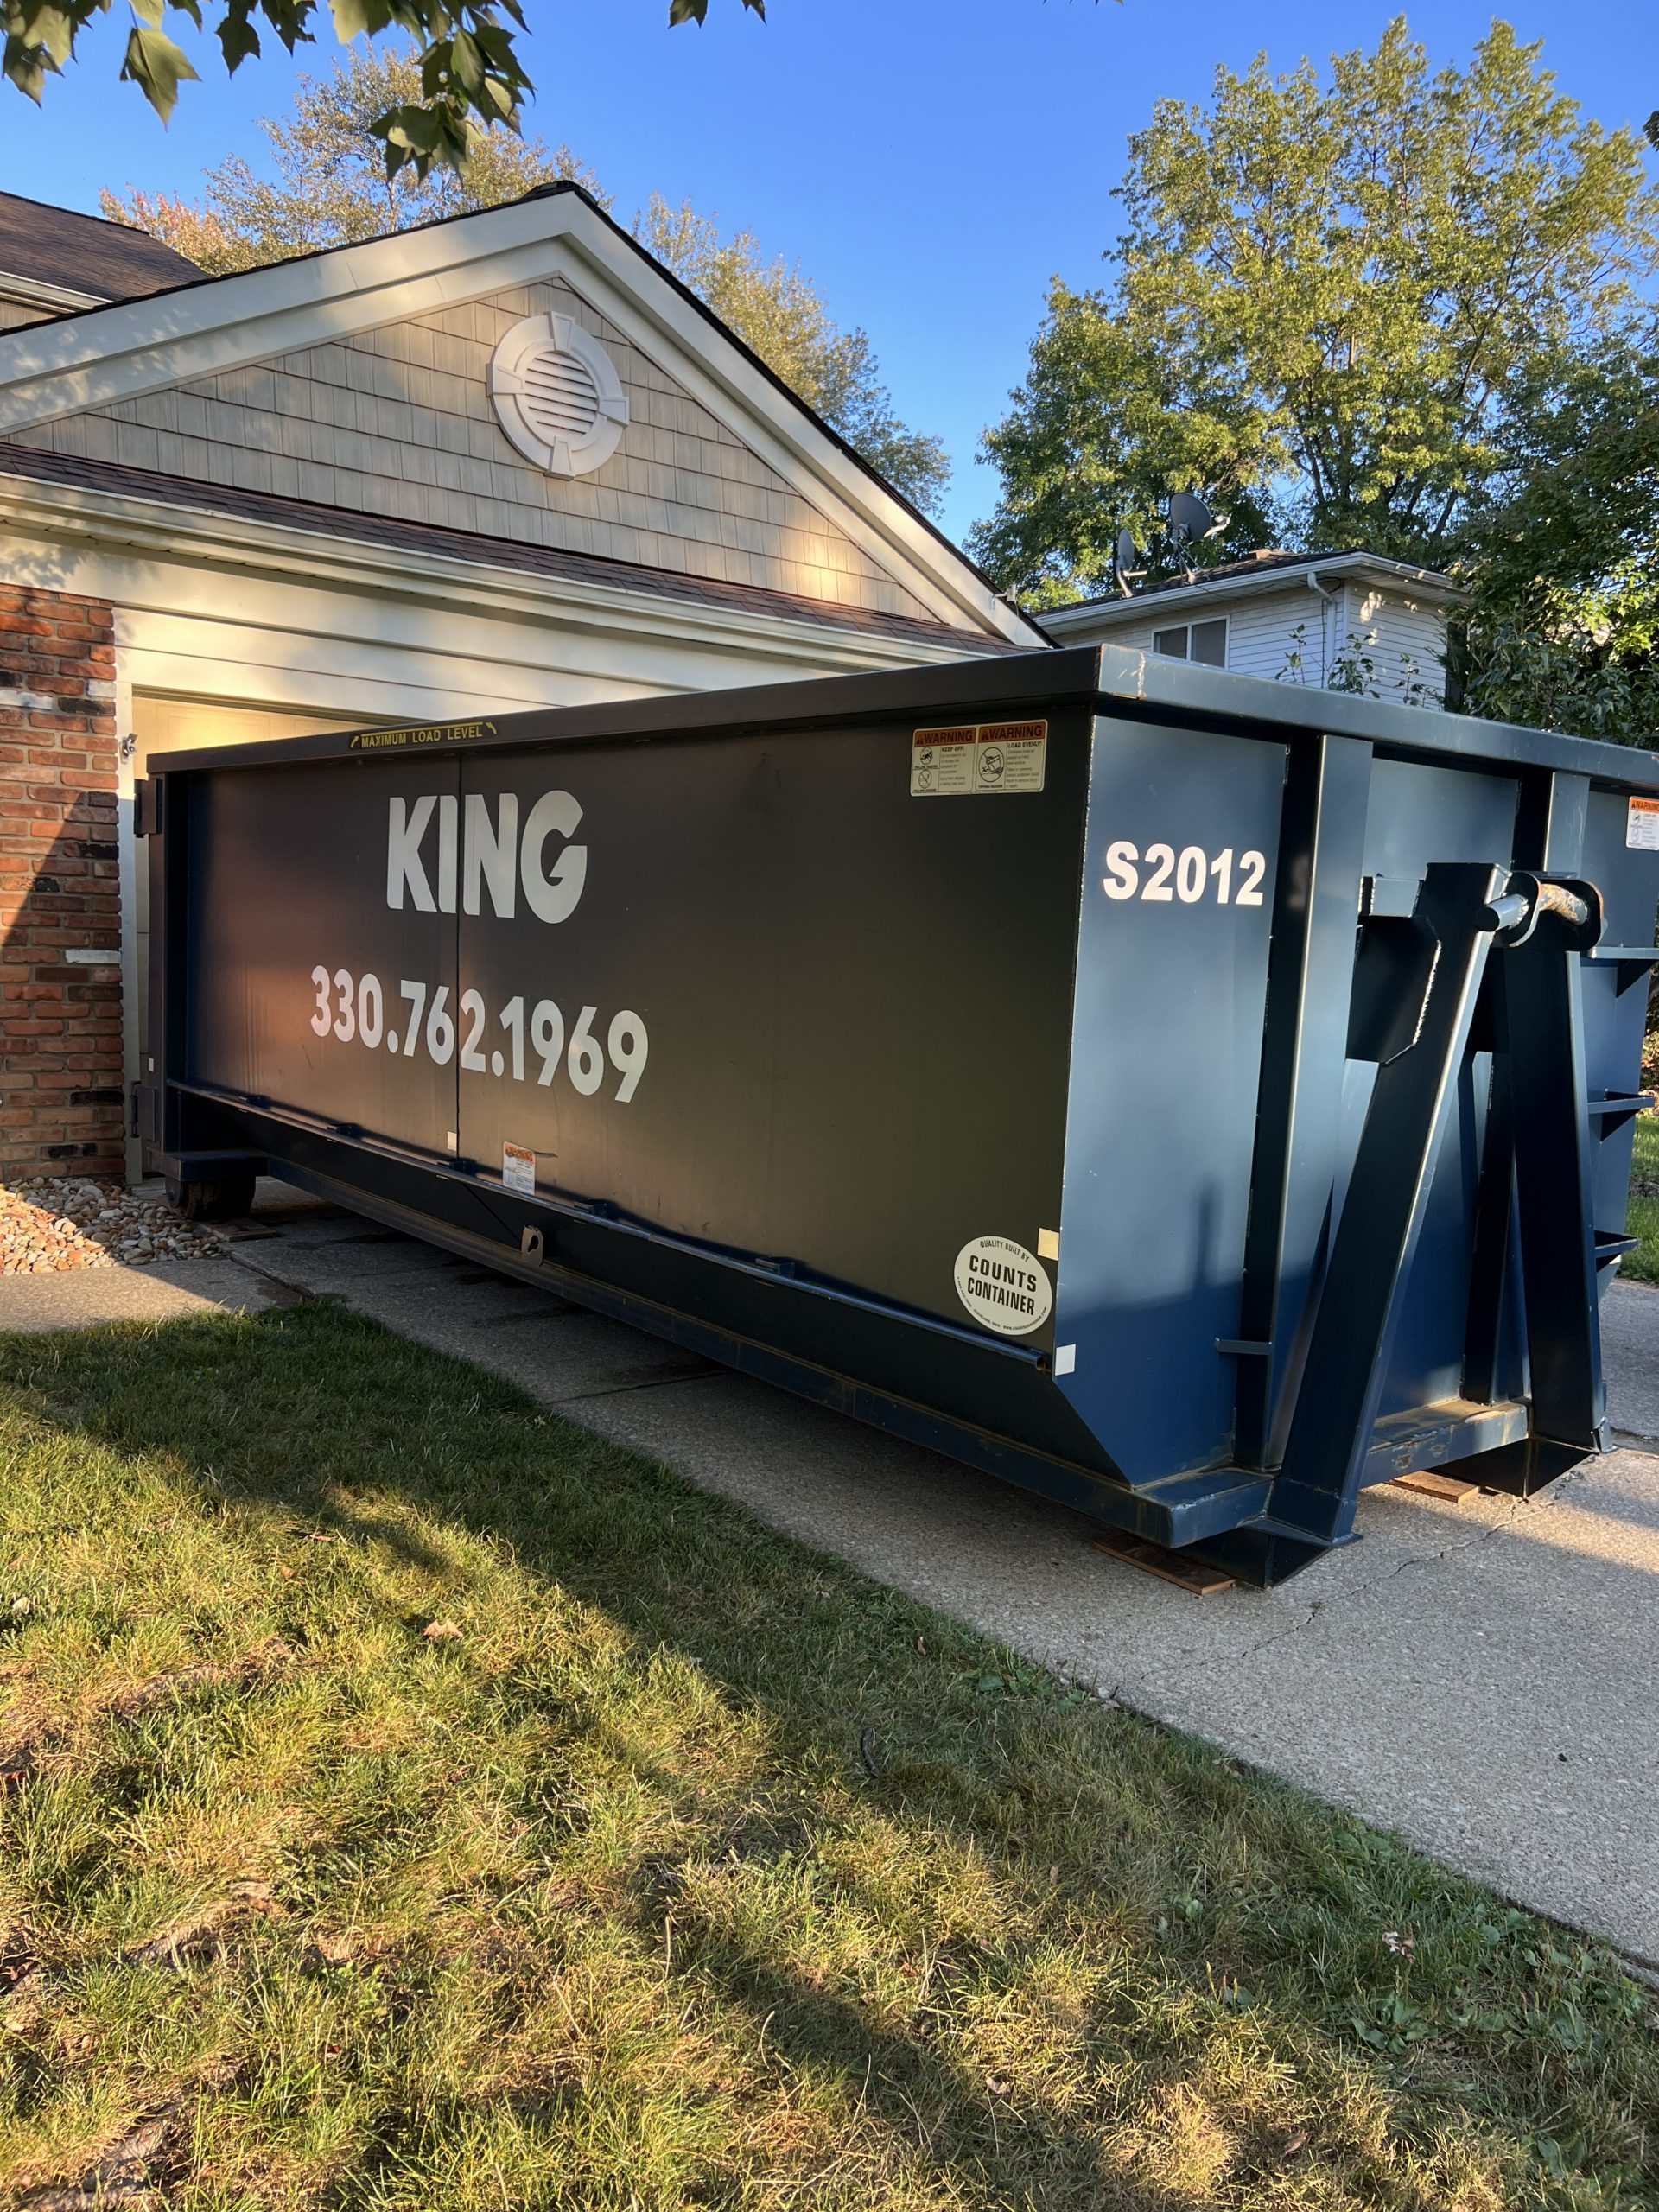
[{"left": 0, "top": 1178, "right": 222, "bottom": 1274}]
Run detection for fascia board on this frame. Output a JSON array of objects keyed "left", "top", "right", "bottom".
[
  {"left": 0, "top": 468, "right": 982, "bottom": 674},
  {"left": 0, "top": 271, "right": 109, "bottom": 315},
  {"left": 0, "top": 193, "right": 1037, "bottom": 647},
  {"left": 0, "top": 199, "right": 594, "bottom": 426},
  {"left": 549, "top": 223, "right": 1036, "bottom": 645}
]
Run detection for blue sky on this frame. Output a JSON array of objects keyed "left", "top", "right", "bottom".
[{"left": 3, "top": 1, "right": 1653, "bottom": 544}]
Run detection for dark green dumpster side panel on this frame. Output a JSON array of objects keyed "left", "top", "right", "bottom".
[
  {"left": 184, "top": 760, "right": 460, "bottom": 1158},
  {"left": 452, "top": 713, "right": 1093, "bottom": 1329}
]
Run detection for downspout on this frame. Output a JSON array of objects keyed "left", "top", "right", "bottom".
[{"left": 1306, "top": 569, "right": 1344, "bottom": 688}]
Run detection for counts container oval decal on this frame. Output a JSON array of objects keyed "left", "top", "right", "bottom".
[{"left": 953, "top": 1235, "right": 1052, "bottom": 1337}]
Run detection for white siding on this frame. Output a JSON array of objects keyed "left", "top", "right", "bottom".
[
  {"left": 1067, "top": 584, "right": 1334, "bottom": 683},
  {"left": 1217, "top": 585, "right": 1326, "bottom": 683},
  {"left": 1047, "top": 574, "right": 1449, "bottom": 702},
  {"left": 1338, "top": 583, "right": 1447, "bottom": 704}
]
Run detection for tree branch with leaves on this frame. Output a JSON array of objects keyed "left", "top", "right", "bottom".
[
  {"left": 5, "top": 0, "right": 763, "bottom": 179},
  {"left": 1454, "top": 326, "right": 1659, "bottom": 741}
]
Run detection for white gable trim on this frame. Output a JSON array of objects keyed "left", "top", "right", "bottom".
[
  {"left": 0, "top": 270, "right": 108, "bottom": 315},
  {"left": 0, "top": 191, "right": 1039, "bottom": 646}
]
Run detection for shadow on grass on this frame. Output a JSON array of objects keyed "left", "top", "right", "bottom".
[{"left": 2, "top": 1301, "right": 1650, "bottom": 2209}]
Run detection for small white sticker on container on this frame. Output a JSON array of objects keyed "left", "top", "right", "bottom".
[
  {"left": 954, "top": 1235, "right": 1052, "bottom": 1336},
  {"left": 503, "top": 1141, "right": 536, "bottom": 1195},
  {"left": 1628, "top": 795, "right": 1659, "bottom": 850}
]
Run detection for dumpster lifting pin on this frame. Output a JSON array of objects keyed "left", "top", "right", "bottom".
[
  {"left": 1490, "top": 874, "right": 1598, "bottom": 948},
  {"left": 1484, "top": 892, "right": 1533, "bottom": 938}
]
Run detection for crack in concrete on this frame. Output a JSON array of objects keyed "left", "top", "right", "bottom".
[
  {"left": 1068, "top": 1493, "right": 1542, "bottom": 1685},
  {"left": 1366, "top": 1499, "right": 1536, "bottom": 1588},
  {"left": 541, "top": 1368, "right": 724, "bottom": 1408},
  {"left": 1103, "top": 1489, "right": 1555, "bottom": 1681},
  {"left": 1101, "top": 1593, "right": 1325, "bottom": 1685},
  {"left": 1241, "top": 1595, "right": 1325, "bottom": 1659}
]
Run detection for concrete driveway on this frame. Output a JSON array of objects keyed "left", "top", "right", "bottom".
[{"left": 3, "top": 1185, "right": 1656, "bottom": 1967}]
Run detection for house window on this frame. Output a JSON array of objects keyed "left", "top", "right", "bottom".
[{"left": 1151, "top": 616, "right": 1227, "bottom": 668}]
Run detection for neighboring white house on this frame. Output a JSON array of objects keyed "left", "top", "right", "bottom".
[{"left": 1039, "top": 548, "right": 1466, "bottom": 704}]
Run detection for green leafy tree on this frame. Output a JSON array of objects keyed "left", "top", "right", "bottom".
[
  {"left": 972, "top": 19, "right": 1658, "bottom": 608},
  {"left": 100, "top": 43, "right": 607, "bottom": 271},
  {"left": 638, "top": 196, "right": 949, "bottom": 512},
  {"left": 1456, "top": 327, "right": 1659, "bottom": 741},
  {"left": 102, "top": 47, "right": 950, "bottom": 512},
  {"left": 6, "top": 0, "right": 760, "bottom": 181}
]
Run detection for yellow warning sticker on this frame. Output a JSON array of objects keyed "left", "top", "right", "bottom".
[
  {"left": 911, "top": 726, "right": 977, "bottom": 796},
  {"left": 911, "top": 720, "right": 1046, "bottom": 796},
  {"left": 1628, "top": 795, "right": 1659, "bottom": 851},
  {"left": 975, "top": 720, "right": 1047, "bottom": 794}
]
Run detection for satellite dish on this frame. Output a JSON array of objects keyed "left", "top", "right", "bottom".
[
  {"left": 1112, "top": 526, "right": 1146, "bottom": 598},
  {"left": 1166, "top": 490, "right": 1230, "bottom": 549}
]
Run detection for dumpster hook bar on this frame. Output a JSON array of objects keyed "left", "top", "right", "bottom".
[{"left": 1263, "top": 860, "right": 1609, "bottom": 1548}]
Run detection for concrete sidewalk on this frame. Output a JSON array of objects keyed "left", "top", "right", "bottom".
[{"left": 3, "top": 1190, "right": 1656, "bottom": 1966}]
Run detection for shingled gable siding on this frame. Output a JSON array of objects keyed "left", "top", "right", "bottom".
[
  {"left": 15, "top": 275, "right": 940, "bottom": 623},
  {"left": 0, "top": 585, "right": 124, "bottom": 1179}
]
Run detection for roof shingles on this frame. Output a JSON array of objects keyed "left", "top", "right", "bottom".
[
  {"left": 0, "top": 191, "right": 202, "bottom": 302},
  {"left": 0, "top": 436, "right": 1015, "bottom": 651}
]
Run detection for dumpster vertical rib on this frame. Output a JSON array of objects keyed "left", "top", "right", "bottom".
[
  {"left": 1267, "top": 862, "right": 1510, "bottom": 1546},
  {"left": 1515, "top": 769, "right": 1591, "bottom": 879},
  {"left": 1461, "top": 1062, "right": 1517, "bottom": 1408},
  {"left": 1464, "top": 770, "right": 1590, "bottom": 1404},
  {"left": 1234, "top": 733, "right": 1373, "bottom": 1468},
  {"left": 1488, "top": 873, "right": 1608, "bottom": 1474}
]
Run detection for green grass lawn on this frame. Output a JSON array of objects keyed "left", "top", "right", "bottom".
[
  {"left": 1, "top": 1306, "right": 1655, "bottom": 2209},
  {"left": 1624, "top": 1112, "right": 1658, "bottom": 1286}
]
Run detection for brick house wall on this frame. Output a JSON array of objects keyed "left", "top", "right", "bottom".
[{"left": 0, "top": 585, "right": 124, "bottom": 1179}]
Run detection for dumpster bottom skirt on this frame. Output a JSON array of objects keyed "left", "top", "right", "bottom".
[{"left": 161, "top": 1109, "right": 1597, "bottom": 1592}]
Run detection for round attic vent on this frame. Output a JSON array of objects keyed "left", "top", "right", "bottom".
[{"left": 488, "top": 311, "right": 628, "bottom": 478}]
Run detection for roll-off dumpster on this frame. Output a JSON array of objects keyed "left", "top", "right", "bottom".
[{"left": 137, "top": 647, "right": 1659, "bottom": 1583}]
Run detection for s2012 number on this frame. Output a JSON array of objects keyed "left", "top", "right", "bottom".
[{"left": 1102, "top": 842, "right": 1266, "bottom": 907}]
